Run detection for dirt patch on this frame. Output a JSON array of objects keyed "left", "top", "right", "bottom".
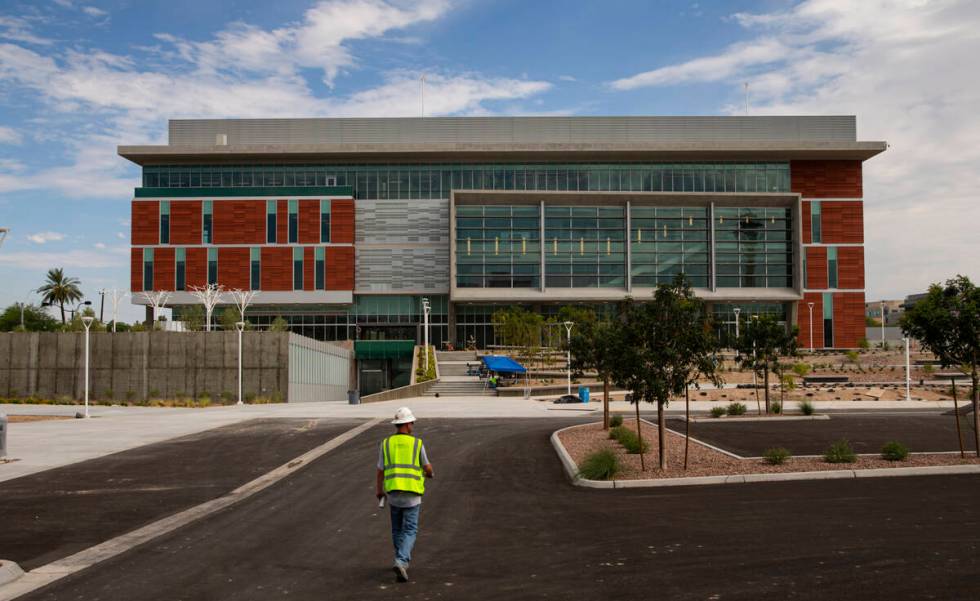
[
  {"left": 6, "top": 415, "right": 72, "bottom": 423},
  {"left": 558, "top": 419, "right": 980, "bottom": 480}
]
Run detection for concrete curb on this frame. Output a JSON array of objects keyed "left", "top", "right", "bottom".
[
  {"left": 0, "top": 562, "right": 23, "bottom": 588},
  {"left": 0, "top": 418, "right": 383, "bottom": 601},
  {"left": 551, "top": 421, "right": 980, "bottom": 490},
  {"left": 681, "top": 414, "right": 831, "bottom": 423}
]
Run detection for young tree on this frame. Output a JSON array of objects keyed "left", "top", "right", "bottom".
[
  {"left": 901, "top": 275, "right": 980, "bottom": 456},
  {"left": 180, "top": 305, "right": 205, "bottom": 331},
  {"left": 492, "top": 306, "right": 544, "bottom": 361},
  {"left": 608, "top": 277, "right": 723, "bottom": 471},
  {"left": 189, "top": 284, "right": 224, "bottom": 331},
  {"left": 568, "top": 308, "right": 620, "bottom": 429},
  {"left": 735, "top": 314, "right": 799, "bottom": 415},
  {"left": 38, "top": 267, "right": 82, "bottom": 324},
  {"left": 0, "top": 303, "right": 59, "bottom": 332},
  {"left": 219, "top": 307, "right": 240, "bottom": 331}
]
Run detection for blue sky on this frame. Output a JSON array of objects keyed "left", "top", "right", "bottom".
[{"left": 0, "top": 0, "right": 978, "bottom": 322}]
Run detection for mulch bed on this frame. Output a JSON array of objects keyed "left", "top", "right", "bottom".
[{"left": 558, "top": 419, "right": 980, "bottom": 480}]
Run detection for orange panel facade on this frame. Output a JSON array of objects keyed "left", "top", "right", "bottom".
[
  {"left": 791, "top": 160, "right": 862, "bottom": 198},
  {"left": 169, "top": 201, "right": 202, "bottom": 245},
  {"left": 298, "top": 200, "right": 320, "bottom": 244},
  {"left": 326, "top": 247, "right": 355, "bottom": 290},
  {"left": 132, "top": 201, "right": 159, "bottom": 245},
  {"left": 219, "top": 247, "right": 251, "bottom": 290},
  {"left": 820, "top": 202, "right": 864, "bottom": 244},
  {"left": 837, "top": 247, "right": 865, "bottom": 289},
  {"left": 212, "top": 200, "right": 265, "bottom": 244},
  {"left": 833, "top": 292, "right": 867, "bottom": 348},
  {"left": 805, "top": 246, "right": 827, "bottom": 289},
  {"left": 153, "top": 247, "right": 175, "bottom": 291},
  {"left": 331, "top": 199, "right": 355, "bottom": 243},
  {"left": 185, "top": 248, "right": 207, "bottom": 289},
  {"left": 261, "top": 247, "right": 292, "bottom": 291},
  {"left": 130, "top": 248, "right": 142, "bottom": 292}
]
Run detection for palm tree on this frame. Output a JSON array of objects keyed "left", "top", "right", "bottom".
[{"left": 38, "top": 268, "right": 83, "bottom": 323}]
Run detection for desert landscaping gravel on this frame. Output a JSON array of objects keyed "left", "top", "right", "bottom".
[{"left": 559, "top": 419, "right": 980, "bottom": 480}]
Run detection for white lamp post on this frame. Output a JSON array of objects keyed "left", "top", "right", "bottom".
[
  {"left": 236, "top": 321, "right": 245, "bottom": 405},
  {"left": 903, "top": 336, "right": 911, "bottom": 401},
  {"left": 880, "top": 300, "right": 886, "bottom": 348},
  {"left": 563, "top": 321, "right": 574, "bottom": 395},
  {"left": 733, "top": 307, "right": 741, "bottom": 343},
  {"left": 422, "top": 298, "right": 431, "bottom": 372},
  {"left": 807, "top": 302, "right": 815, "bottom": 352},
  {"left": 81, "top": 315, "right": 94, "bottom": 418}
]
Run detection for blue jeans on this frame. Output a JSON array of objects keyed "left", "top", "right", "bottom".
[{"left": 389, "top": 504, "right": 420, "bottom": 568}]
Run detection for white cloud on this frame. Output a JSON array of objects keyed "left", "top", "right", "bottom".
[
  {"left": 115, "top": 232, "right": 126, "bottom": 239},
  {"left": 82, "top": 6, "right": 107, "bottom": 18},
  {"left": 0, "top": 126, "right": 22, "bottom": 144},
  {"left": 0, "top": 246, "right": 127, "bottom": 269},
  {"left": 608, "top": 0, "right": 980, "bottom": 299},
  {"left": 558, "top": 75, "right": 576, "bottom": 82},
  {"left": 26, "top": 231, "right": 66, "bottom": 244},
  {"left": 93, "top": 242, "right": 106, "bottom": 249},
  {"left": 0, "top": 15, "right": 52, "bottom": 46}
]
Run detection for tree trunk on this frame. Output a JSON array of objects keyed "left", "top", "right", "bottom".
[
  {"left": 951, "top": 378, "right": 965, "bottom": 458},
  {"left": 602, "top": 376, "right": 610, "bottom": 430},
  {"left": 754, "top": 370, "right": 762, "bottom": 415},
  {"left": 635, "top": 398, "right": 645, "bottom": 471},
  {"left": 59, "top": 302, "right": 66, "bottom": 324},
  {"left": 684, "top": 387, "right": 690, "bottom": 470},
  {"left": 658, "top": 399, "right": 666, "bottom": 471},
  {"left": 764, "top": 366, "right": 771, "bottom": 415}
]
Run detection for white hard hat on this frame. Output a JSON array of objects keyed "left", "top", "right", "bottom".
[{"left": 391, "top": 406, "right": 416, "bottom": 425}]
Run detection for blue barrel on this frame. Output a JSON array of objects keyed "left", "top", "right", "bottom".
[{"left": 578, "top": 386, "right": 590, "bottom": 403}]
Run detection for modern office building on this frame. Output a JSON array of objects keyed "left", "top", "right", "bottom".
[{"left": 120, "top": 116, "right": 885, "bottom": 361}]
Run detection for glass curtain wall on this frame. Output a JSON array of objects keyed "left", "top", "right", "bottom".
[
  {"left": 143, "top": 163, "right": 791, "bottom": 198},
  {"left": 714, "top": 207, "right": 793, "bottom": 288},
  {"left": 456, "top": 205, "right": 541, "bottom": 288},
  {"left": 544, "top": 206, "right": 625, "bottom": 288},
  {"left": 630, "top": 206, "right": 709, "bottom": 288},
  {"left": 711, "top": 302, "right": 789, "bottom": 342}
]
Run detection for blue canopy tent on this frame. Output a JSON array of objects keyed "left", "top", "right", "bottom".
[{"left": 481, "top": 355, "right": 530, "bottom": 397}]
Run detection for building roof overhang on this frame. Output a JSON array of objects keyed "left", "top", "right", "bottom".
[{"left": 117, "top": 140, "right": 888, "bottom": 166}]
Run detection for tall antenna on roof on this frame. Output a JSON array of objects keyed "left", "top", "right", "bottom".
[
  {"left": 743, "top": 82, "right": 749, "bottom": 115},
  {"left": 420, "top": 73, "right": 425, "bottom": 118}
]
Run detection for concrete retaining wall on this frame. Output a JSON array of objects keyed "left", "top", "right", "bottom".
[
  {"left": 0, "top": 332, "right": 351, "bottom": 403},
  {"left": 360, "top": 379, "right": 439, "bottom": 403}
]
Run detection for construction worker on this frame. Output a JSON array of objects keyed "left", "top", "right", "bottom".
[{"left": 376, "top": 406, "right": 433, "bottom": 583}]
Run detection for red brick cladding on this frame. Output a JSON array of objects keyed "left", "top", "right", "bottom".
[
  {"left": 299, "top": 200, "right": 320, "bottom": 244},
  {"left": 797, "top": 292, "right": 824, "bottom": 349},
  {"left": 277, "top": 200, "right": 288, "bottom": 243},
  {"left": 213, "top": 200, "right": 265, "bottom": 244},
  {"left": 833, "top": 292, "right": 866, "bottom": 348},
  {"left": 185, "top": 248, "right": 207, "bottom": 289},
  {"left": 820, "top": 202, "right": 863, "bottom": 244},
  {"left": 837, "top": 246, "right": 865, "bottom": 289},
  {"left": 132, "top": 201, "right": 159, "bottom": 245},
  {"left": 331, "top": 199, "right": 354, "bottom": 243},
  {"left": 131, "top": 248, "right": 142, "bottom": 292},
  {"left": 169, "top": 201, "right": 202, "bottom": 245},
  {"left": 805, "top": 247, "right": 827, "bottom": 289},
  {"left": 261, "top": 247, "right": 292, "bottom": 291},
  {"left": 303, "top": 247, "right": 315, "bottom": 290},
  {"left": 326, "top": 247, "right": 354, "bottom": 290},
  {"left": 153, "top": 247, "right": 175, "bottom": 291},
  {"left": 790, "top": 160, "right": 862, "bottom": 198},
  {"left": 219, "top": 248, "right": 251, "bottom": 290}
]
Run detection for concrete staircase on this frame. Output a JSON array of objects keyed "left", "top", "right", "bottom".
[{"left": 426, "top": 351, "right": 493, "bottom": 397}]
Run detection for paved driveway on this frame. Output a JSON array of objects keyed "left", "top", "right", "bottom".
[{"left": 14, "top": 418, "right": 980, "bottom": 600}]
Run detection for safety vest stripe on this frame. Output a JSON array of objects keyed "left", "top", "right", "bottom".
[
  {"left": 384, "top": 463, "right": 421, "bottom": 470},
  {"left": 384, "top": 473, "right": 422, "bottom": 481}
]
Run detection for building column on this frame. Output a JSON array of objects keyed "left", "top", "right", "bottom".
[{"left": 625, "top": 200, "right": 632, "bottom": 293}]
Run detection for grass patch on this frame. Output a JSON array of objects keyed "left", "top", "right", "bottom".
[
  {"left": 726, "top": 402, "right": 747, "bottom": 416},
  {"left": 610, "top": 425, "right": 650, "bottom": 454},
  {"left": 763, "top": 447, "right": 791, "bottom": 465},
  {"left": 770, "top": 400, "right": 782, "bottom": 415},
  {"left": 798, "top": 399, "right": 815, "bottom": 416},
  {"left": 709, "top": 406, "right": 726, "bottom": 418},
  {"left": 578, "top": 448, "right": 620, "bottom": 480},
  {"left": 881, "top": 441, "right": 909, "bottom": 461},
  {"left": 824, "top": 439, "right": 857, "bottom": 464}
]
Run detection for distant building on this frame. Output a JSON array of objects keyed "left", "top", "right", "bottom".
[{"left": 866, "top": 299, "right": 904, "bottom": 326}]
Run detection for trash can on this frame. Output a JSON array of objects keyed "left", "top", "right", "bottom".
[
  {"left": 0, "top": 412, "right": 7, "bottom": 459},
  {"left": 578, "top": 386, "right": 590, "bottom": 404},
  {"left": 347, "top": 390, "right": 360, "bottom": 405}
]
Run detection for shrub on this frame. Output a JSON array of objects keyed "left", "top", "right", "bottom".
[
  {"left": 771, "top": 400, "right": 782, "bottom": 414},
  {"left": 710, "top": 406, "right": 727, "bottom": 418},
  {"left": 858, "top": 338, "right": 870, "bottom": 350},
  {"left": 921, "top": 364, "right": 935, "bottom": 375},
  {"left": 102, "top": 388, "right": 114, "bottom": 400},
  {"left": 798, "top": 399, "right": 815, "bottom": 416},
  {"left": 198, "top": 392, "right": 212, "bottom": 404},
  {"left": 609, "top": 425, "right": 625, "bottom": 440},
  {"left": 881, "top": 441, "right": 909, "bottom": 461},
  {"left": 763, "top": 447, "right": 791, "bottom": 465},
  {"left": 609, "top": 414, "right": 623, "bottom": 427},
  {"left": 578, "top": 448, "right": 620, "bottom": 480},
  {"left": 845, "top": 351, "right": 860, "bottom": 364},
  {"left": 824, "top": 439, "right": 857, "bottom": 463},
  {"left": 220, "top": 391, "right": 234, "bottom": 403},
  {"left": 726, "top": 402, "right": 747, "bottom": 416},
  {"left": 611, "top": 426, "right": 650, "bottom": 454},
  {"left": 792, "top": 362, "right": 811, "bottom": 378}
]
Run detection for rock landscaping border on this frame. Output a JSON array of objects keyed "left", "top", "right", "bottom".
[
  {"left": 681, "top": 414, "right": 830, "bottom": 423},
  {"left": 551, "top": 421, "right": 980, "bottom": 489}
]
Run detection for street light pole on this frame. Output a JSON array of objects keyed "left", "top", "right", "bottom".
[
  {"left": 807, "top": 302, "right": 815, "bottom": 352},
  {"left": 422, "top": 298, "right": 431, "bottom": 372},
  {"left": 236, "top": 321, "right": 245, "bottom": 405},
  {"left": 563, "top": 321, "right": 574, "bottom": 396},
  {"left": 81, "top": 315, "right": 94, "bottom": 418},
  {"left": 733, "top": 307, "right": 741, "bottom": 344},
  {"left": 904, "top": 336, "right": 911, "bottom": 401},
  {"left": 880, "top": 300, "right": 886, "bottom": 347}
]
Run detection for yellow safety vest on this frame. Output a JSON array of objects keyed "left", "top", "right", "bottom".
[{"left": 382, "top": 434, "right": 425, "bottom": 495}]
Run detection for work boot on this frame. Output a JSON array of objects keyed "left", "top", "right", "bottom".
[{"left": 393, "top": 565, "right": 409, "bottom": 583}]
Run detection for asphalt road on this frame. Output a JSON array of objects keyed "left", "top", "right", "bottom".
[
  {"left": 16, "top": 418, "right": 980, "bottom": 600},
  {"left": 0, "top": 418, "right": 363, "bottom": 569},
  {"left": 667, "top": 412, "right": 974, "bottom": 456}
]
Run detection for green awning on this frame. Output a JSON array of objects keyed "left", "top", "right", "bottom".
[{"left": 354, "top": 340, "right": 416, "bottom": 359}]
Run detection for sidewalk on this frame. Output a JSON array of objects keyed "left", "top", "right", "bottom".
[{"left": 0, "top": 396, "right": 957, "bottom": 483}]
